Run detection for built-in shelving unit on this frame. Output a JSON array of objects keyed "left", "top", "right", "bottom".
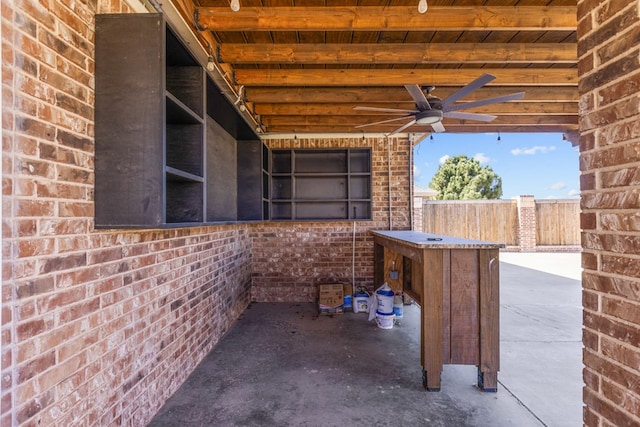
[
  {"left": 94, "top": 14, "right": 266, "bottom": 228},
  {"left": 270, "top": 149, "right": 372, "bottom": 220}
]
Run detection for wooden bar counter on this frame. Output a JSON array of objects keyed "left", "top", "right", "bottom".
[{"left": 371, "top": 230, "right": 503, "bottom": 392}]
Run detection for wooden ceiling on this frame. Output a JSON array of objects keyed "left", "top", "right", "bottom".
[{"left": 174, "top": 0, "right": 578, "bottom": 137}]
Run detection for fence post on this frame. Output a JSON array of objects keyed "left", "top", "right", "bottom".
[
  {"left": 516, "top": 195, "right": 537, "bottom": 251},
  {"left": 413, "top": 196, "right": 424, "bottom": 231}
]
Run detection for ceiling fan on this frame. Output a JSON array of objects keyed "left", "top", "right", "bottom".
[{"left": 354, "top": 73, "right": 525, "bottom": 135}]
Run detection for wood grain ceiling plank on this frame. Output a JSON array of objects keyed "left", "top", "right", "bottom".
[
  {"left": 194, "top": 6, "right": 577, "bottom": 31},
  {"left": 243, "top": 31, "right": 274, "bottom": 44},
  {"left": 481, "top": 29, "right": 519, "bottom": 43},
  {"left": 213, "top": 31, "right": 248, "bottom": 43},
  {"left": 219, "top": 43, "right": 577, "bottom": 63},
  {"left": 234, "top": 68, "right": 578, "bottom": 85},
  {"left": 424, "top": 31, "right": 463, "bottom": 43},
  {"left": 245, "top": 86, "right": 579, "bottom": 102},
  {"left": 455, "top": 30, "right": 492, "bottom": 43},
  {"left": 535, "top": 30, "right": 577, "bottom": 43}
]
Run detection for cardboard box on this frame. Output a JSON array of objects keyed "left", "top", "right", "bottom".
[{"left": 318, "top": 283, "right": 344, "bottom": 315}]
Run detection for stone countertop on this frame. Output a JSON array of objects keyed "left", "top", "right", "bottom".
[{"left": 371, "top": 230, "right": 505, "bottom": 249}]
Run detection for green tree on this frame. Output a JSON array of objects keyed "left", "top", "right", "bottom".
[{"left": 429, "top": 154, "right": 502, "bottom": 200}]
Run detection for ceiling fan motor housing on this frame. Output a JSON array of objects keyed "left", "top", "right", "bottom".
[{"left": 426, "top": 96, "right": 442, "bottom": 110}]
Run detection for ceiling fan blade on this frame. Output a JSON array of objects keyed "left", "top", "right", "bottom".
[
  {"left": 441, "top": 74, "right": 496, "bottom": 107},
  {"left": 355, "top": 115, "right": 414, "bottom": 128},
  {"left": 431, "top": 121, "right": 446, "bottom": 133},
  {"left": 445, "top": 92, "right": 526, "bottom": 112},
  {"left": 404, "top": 85, "right": 431, "bottom": 110},
  {"left": 444, "top": 111, "right": 497, "bottom": 122},
  {"left": 388, "top": 119, "right": 417, "bottom": 135},
  {"left": 354, "top": 106, "right": 419, "bottom": 114}
]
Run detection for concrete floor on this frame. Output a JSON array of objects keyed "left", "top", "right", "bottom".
[{"left": 149, "top": 253, "right": 583, "bottom": 427}]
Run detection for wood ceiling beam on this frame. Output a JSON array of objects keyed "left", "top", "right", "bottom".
[
  {"left": 254, "top": 102, "right": 578, "bottom": 116},
  {"left": 220, "top": 43, "right": 577, "bottom": 64},
  {"left": 245, "top": 86, "right": 579, "bottom": 103},
  {"left": 235, "top": 68, "right": 578, "bottom": 86},
  {"left": 263, "top": 124, "right": 578, "bottom": 134},
  {"left": 194, "top": 6, "right": 577, "bottom": 32},
  {"left": 261, "top": 115, "right": 578, "bottom": 126}
]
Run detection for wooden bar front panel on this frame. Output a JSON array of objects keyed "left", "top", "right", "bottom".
[{"left": 450, "top": 249, "right": 480, "bottom": 365}]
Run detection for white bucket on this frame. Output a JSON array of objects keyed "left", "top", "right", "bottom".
[
  {"left": 375, "top": 285, "right": 394, "bottom": 315},
  {"left": 393, "top": 295, "right": 404, "bottom": 318},
  {"left": 353, "top": 293, "right": 370, "bottom": 313},
  {"left": 376, "top": 312, "right": 395, "bottom": 329}
]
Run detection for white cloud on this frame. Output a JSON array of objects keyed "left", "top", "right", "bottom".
[
  {"left": 474, "top": 153, "right": 490, "bottom": 164},
  {"left": 439, "top": 154, "right": 450, "bottom": 164},
  {"left": 414, "top": 164, "right": 421, "bottom": 177},
  {"left": 510, "top": 145, "right": 557, "bottom": 156},
  {"left": 550, "top": 182, "right": 566, "bottom": 190},
  {"left": 567, "top": 189, "right": 579, "bottom": 197}
]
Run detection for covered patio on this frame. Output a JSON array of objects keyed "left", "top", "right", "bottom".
[{"left": 2, "top": 0, "right": 638, "bottom": 425}]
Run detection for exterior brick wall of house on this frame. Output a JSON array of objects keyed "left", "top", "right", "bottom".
[
  {"left": 578, "top": 0, "right": 640, "bottom": 424},
  {"left": 251, "top": 136, "right": 411, "bottom": 302},
  {"left": 2, "top": 1, "right": 253, "bottom": 425}
]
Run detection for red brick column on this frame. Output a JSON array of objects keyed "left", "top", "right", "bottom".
[
  {"left": 516, "top": 195, "right": 536, "bottom": 251},
  {"left": 578, "top": 0, "right": 640, "bottom": 425}
]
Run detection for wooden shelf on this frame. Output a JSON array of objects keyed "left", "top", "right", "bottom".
[{"left": 270, "top": 148, "right": 371, "bottom": 221}]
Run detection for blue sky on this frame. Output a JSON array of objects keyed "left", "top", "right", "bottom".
[{"left": 413, "top": 132, "right": 580, "bottom": 200}]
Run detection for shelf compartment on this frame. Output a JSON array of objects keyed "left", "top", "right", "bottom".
[
  {"left": 272, "top": 151, "right": 292, "bottom": 173},
  {"left": 349, "top": 201, "right": 372, "bottom": 220},
  {"left": 295, "top": 150, "right": 347, "bottom": 173},
  {"left": 166, "top": 180, "right": 203, "bottom": 223},
  {"left": 166, "top": 123, "right": 203, "bottom": 177},
  {"left": 272, "top": 176, "right": 292, "bottom": 200},
  {"left": 295, "top": 176, "right": 347, "bottom": 200},
  {"left": 166, "top": 66, "right": 203, "bottom": 117},
  {"left": 349, "top": 175, "right": 370, "bottom": 200},
  {"left": 271, "top": 202, "right": 292, "bottom": 220},
  {"left": 262, "top": 171, "right": 270, "bottom": 199},
  {"left": 350, "top": 149, "right": 371, "bottom": 173},
  {"left": 295, "top": 202, "right": 348, "bottom": 220},
  {"left": 263, "top": 201, "right": 270, "bottom": 221}
]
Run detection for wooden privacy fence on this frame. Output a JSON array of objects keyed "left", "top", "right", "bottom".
[
  {"left": 535, "top": 199, "right": 581, "bottom": 246},
  {"left": 419, "top": 196, "right": 580, "bottom": 251}
]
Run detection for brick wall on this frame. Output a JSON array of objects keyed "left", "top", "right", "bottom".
[
  {"left": 2, "top": 2, "right": 252, "bottom": 426},
  {"left": 252, "top": 136, "right": 411, "bottom": 302},
  {"left": 578, "top": 0, "right": 640, "bottom": 424}
]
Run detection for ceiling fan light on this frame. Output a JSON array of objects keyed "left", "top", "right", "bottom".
[
  {"left": 418, "top": 0, "right": 428, "bottom": 14},
  {"left": 230, "top": 0, "right": 240, "bottom": 12},
  {"left": 416, "top": 110, "right": 442, "bottom": 124}
]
